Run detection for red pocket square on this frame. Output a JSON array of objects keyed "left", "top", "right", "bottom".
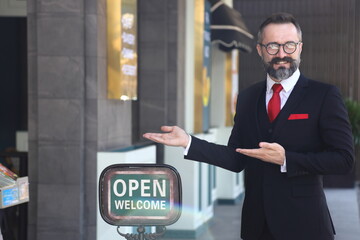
[{"left": 288, "top": 114, "right": 309, "bottom": 120}]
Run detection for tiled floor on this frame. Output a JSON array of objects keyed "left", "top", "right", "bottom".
[{"left": 163, "top": 187, "right": 360, "bottom": 240}]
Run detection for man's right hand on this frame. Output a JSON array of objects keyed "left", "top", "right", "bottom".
[{"left": 143, "top": 126, "right": 190, "bottom": 148}]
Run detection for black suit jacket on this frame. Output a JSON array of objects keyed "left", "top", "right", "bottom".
[{"left": 185, "top": 75, "right": 354, "bottom": 240}]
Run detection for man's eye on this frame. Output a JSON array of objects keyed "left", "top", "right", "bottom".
[
  {"left": 268, "top": 44, "right": 279, "bottom": 49},
  {"left": 286, "top": 43, "right": 295, "bottom": 47}
]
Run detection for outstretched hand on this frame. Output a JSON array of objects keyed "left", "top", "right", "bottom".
[
  {"left": 236, "top": 142, "right": 285, "bottom": 165},
  {"left": 143, "top": 126, "right": 190, "bottom": 148}
]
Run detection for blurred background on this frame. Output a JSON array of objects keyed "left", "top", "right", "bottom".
[{"left": 0, "top": 0, "right": 359, "bottom": 239}]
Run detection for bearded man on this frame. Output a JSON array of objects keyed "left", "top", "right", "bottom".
[{"left": 144, "top": 13, "right": 354, "bottom": 240}]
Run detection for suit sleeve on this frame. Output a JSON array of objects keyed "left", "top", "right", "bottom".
[
  {"left": 184, "top": 136, "right": 247, "bottom": 173},
  {"left": 286, "top": 86, "right": 355, "bottom": 177}
]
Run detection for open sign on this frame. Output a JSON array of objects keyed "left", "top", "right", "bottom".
[{"left": 99, "top": 164, "right": 182, "bottom": 226}]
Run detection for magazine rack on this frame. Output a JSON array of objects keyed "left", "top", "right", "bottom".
[{"left": 0, "top": 176, "right": 29, "bottom": 209}]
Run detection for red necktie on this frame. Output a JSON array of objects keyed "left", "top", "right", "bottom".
[{"left": 268, "top": 84, "right": 283, "bottom": 122}]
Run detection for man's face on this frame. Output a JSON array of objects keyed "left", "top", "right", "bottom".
[{"left": 256, "top": 23, "right": 303, "bottom": 81}]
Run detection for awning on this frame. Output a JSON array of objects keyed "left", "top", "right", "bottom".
[{"left": 209, "top": 0, "right": 254, "bottom": 52}]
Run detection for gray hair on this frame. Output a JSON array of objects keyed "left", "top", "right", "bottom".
[{"left": 257, "top": 12, "right": 302, "bottom": 43}]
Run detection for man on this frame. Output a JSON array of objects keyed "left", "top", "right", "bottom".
[{"left": 143, "top": 13, "right": 354, "bottom": 240}]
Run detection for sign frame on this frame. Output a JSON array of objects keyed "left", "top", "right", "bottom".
[{"left": 99, "top": 164, "right": 182, "bottom": 226}]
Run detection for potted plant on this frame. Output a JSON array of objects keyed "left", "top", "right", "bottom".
[
  {"left": 344, "top": 99, "right": 360, "bottom": 146},
  {"left": 344, "top": 98, "right": 360, "bottom": 183},
  {"left": 324, "top": 98, "right": 360, "bottom": 188}
]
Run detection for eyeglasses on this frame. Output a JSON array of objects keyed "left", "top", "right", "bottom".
[{"left": 259, "top": 41, "right": 302, "bottom": 55}]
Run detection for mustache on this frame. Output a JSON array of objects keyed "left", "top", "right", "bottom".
[{"left": 269, "top": 57, "right": 294, "bottom": 65}]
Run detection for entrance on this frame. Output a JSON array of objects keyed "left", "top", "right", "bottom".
[{"left": 0, "top": 17, "right": 28, "bottom": 240}]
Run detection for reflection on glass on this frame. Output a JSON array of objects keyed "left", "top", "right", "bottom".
[{"left": 107, "top": 0, "right": 138, "bottom": 100}]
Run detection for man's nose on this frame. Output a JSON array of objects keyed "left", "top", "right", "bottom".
[{"left": 276, "top": 46, "right": 288, "bottom": 58}]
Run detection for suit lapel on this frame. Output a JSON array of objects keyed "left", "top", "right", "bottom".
[
  {"left": 253, "top": 81, "right": 267, "bottom": 142},
  {"left": 271, "top": 75, "right": 309, "bottom": 141}
]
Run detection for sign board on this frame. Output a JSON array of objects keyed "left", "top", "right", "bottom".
[{"left": 99, "top": 164, "right": 182, "bottom": 226}]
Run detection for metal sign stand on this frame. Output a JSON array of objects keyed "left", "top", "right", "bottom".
[{"left": 117, "top": 226, "right": 166, "bottom": 240}]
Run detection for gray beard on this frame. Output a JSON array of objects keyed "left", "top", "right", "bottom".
[{"left": 264, "top": 58, "right": 301, "bottom": 80}]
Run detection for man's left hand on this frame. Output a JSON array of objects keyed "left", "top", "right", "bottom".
[{"left": 236, "top": 142, "right": 285, "bottom": 165}]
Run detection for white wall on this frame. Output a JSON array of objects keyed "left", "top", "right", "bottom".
[
  {"left": 210, "top": 46, "right": 227, "bottom": 127},
  {"left": 0, "top": 0, "right": 26, "bottom": 16},
  {"left": 184, "top": 0, "right": 195, "bottom": 134}
]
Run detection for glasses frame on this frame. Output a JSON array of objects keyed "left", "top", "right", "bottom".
[{"left": 259, "top": 41, "right": 302, "bottom": 55}]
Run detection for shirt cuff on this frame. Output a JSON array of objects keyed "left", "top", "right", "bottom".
[
  {"left": 183, "top": 135, "right": 192, "bottom": 156},
  {"left": 280, "top": 157, "right": 287, "bottom": 172}
]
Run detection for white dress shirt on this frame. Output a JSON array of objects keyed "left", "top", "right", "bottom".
[
  {"left": 185, "top": 69, "right": 301, "bottom": 173},
  {"left": 267, "top": 69, "right": 300, "bottom": 172},
  {"left": 266, "top": 69, "right": 300, "bottom": 111}
]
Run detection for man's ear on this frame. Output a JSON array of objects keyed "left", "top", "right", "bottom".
[
  {"left": 298, "top": 42, "right": 303, "bottom": 54},
  {"left": 256, "top": 44, "right": 263, "bottom": 57}
]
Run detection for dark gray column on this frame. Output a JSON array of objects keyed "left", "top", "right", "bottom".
[
  {"left": 27, "top": 0, "right": 133, "bottom": 239},
  {"left": 27, "top": 0, "right": 86, "bottom": 239},
  {"left": 138, "top": 0, "right": 185, "bottom": 139}
]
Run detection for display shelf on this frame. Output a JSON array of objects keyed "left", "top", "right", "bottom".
[{"left": 0, "top": 177, "right": 29, "bottom": 209}]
